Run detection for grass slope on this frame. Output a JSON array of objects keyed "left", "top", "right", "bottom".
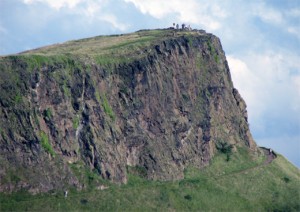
[
  {"left": 1, "top": 148, "right": 299, "bottom": 211},
  {"left": 19, "top": 30, "right": 187, "bottom": 56},
  {"left": 14, "top": 29, "right": 208, "bottom": 67}
]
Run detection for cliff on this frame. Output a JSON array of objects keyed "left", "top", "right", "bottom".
[{"left": 0, "top": 29, "right": 258, "bottom": 193}]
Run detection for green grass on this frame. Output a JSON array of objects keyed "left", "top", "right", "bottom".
[
  {"left": 40, "top": 131, "right": 55, "bottom": 157},
  {"left": 95, "top": 91, "right": 116, "bottom": 121},
  {"left": 72, "top": 116, "right": 80, "bottom": 129},
  {"left": 207, "top": 40, "right": 219, "bottom": 63},
  {"left": 16, "top": 29, "right": 203, "bottom": 60},
  {"left": 14, "top": 93, "right": 22, "bottom": 104},
  {"left": 1, "top": 149, "right": 299, "bottom": 211},
  {"left": 101, "top": 94, "right": 116, "bottom": 121}
]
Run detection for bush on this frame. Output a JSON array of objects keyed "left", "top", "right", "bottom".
[
  {"left": 184, "top": 194, "right": 192, "bottom": 201},
  {"left": 80, "top": 199, "right": 88, "bottom": 205},
  {"left": 216, "top": 141, "right": 233, "bottom": 161},
  {"left": 127, "top": 166, "right": 147, "bottom": 178},
  {"left": 283, "top": 177, "right": 290, "bottom": 183},
  {"left": 43, "top": 108, "right": 52, "bottom": 120}
]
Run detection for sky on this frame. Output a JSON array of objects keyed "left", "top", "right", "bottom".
[{"left": 0, "top": 0, "right": 299, "bottom": 167}]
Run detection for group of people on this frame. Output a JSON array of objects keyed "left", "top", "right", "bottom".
[{"left": 172, "top": 23, "right": 192, "bottom": 31}]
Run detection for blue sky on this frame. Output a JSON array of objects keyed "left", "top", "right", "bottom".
[{"left": 0, "top": 0, "right": 299, "bottom": 167}]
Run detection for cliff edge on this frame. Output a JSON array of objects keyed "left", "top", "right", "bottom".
[{"left": 0, "top": 29, "right": 259, "bottom": 193}]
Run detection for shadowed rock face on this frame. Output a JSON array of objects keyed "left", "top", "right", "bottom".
[{"left": 0, "top": 30, "right": 257, "bottom": 193}]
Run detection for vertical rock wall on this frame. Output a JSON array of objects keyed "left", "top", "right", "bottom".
[{"left": 0, "top": 32, "right": 257, "bottom": 192}]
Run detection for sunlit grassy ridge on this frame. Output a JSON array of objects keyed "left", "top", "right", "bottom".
[
  {"left": 1, "top": 149, "right": 299, "bottom": 211},
  {"left": 17, "top": 29, "right": 209, "bottom": 67},
  {"left": 20, "top": 29, "right": 199, "bottom": 56}
]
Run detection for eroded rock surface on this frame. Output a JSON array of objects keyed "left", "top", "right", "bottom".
[{"left": 0, "top": 29, "right": 257, "bottom": 193}]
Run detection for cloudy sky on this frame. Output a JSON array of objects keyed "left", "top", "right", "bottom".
[{"left": 0, "top": 0, "right": 299, "bottom": 167}]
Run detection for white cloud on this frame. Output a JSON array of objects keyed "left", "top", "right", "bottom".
[
  {"left": 253, "top": 2, "right": 283, "bottom": 25},
  {"left": 293, "top": 76, "right": 300, "bottom": 94},
  {"left": 228, "top": 50, "right": 300, "bottom": 137},
  {"left": 123, "top": 0, "right": 226, "bottom": 31},
  {"left": 287, "top": 8, "right": 300, "bottom": 18},
  {"left": 227, "top": 56, "right": 266, "bottom": 120},
  {"left": 82, "top": 1, "right": 101, "bottom": 17},
  {"left": 23, "top": 0, "right": 83, "bottom": 10},
  {"left": 292, "top": 76, "right": 300, "bottom": 106},
  {"left": 287, "top": 27, "right": 300, "bottom": 39},
  {"left": 99, "top": 14, "right": 129, "bottom": 31},
  {"left": 21, "top": 0, "right": 128, "bottom": 31},
  {"left": 124, "top": 0, "right": 171, "bottom": 19},
  {"left": 0, "top": 24, "right": 8, "bottom": 34},
  {"left": 251, "top": 2, "right": 300, "bottom": 41}
]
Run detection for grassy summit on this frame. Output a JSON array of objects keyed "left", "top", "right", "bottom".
[
  {"left": 21, "top": 29, "right": 198, "bottom": 56},
  {"left": 1, "top": 29, "right": 208, "bottom": 73}
]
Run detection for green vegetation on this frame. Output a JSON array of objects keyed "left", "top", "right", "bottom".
[
  {"left": 92, "top": 35, "right": 158, "bottom": 66},
  {"left": 186, "top": 35, "right": 194, "bottom": 47},
  {"left": 283, "top": 176, "right": 290, "bottom": 183},
  {"left": 24, "top": 55, "right": 50, "bottom": 70},
  {"left": 69, "top": 161, "right": 108, "bottom": 188},
  {"left": 94, "top": 55, "right": 127, "bottom": 67},
  {"left": 0, "top": 168, "right": 22, "bottom": 185},
  {"left": 40, "top": 131, "right": 55, "bottom": 157},
  {"left": 16, "top": 29, "right": 202, "bottom": 68},
  {"left": 62, "top": 81, "right": 71, "bottom": 98},
  {"left": 101, "top": 94, "right": 116, "bottom": 121},
  {"left": 43, "top": 108, "right": 52, "bottom": 120},
  {"left": 207, "top": 40, "right": 219, "bottom": 63},
  {"left": 216, "top": 141, "right": 233, "bottom": 161},
  {"left": 7, "top": 54, "right": 80, "bottom": 72},
  {"left": 195, "top": 54, "right": 203, "bottom": 69},
  {"left": 0, "top": 131, "right": 8, "bottom": 143},
  {"left": 72, "top": 116, "right": 80, "bottom": 129},
  {"left": 33, "top": 109, "right": 40, "bottom": 127},
  {"left": 19, "top": 31, "right": 165, "bottom": 57},
  {"left": 14, "top": 93, "right": 22, "bottom": 104},
  {"left": 94, "top": 90, "right": 115, "bottom": 121},
  {"left": 94, "top": 90, "right": 101, "bottom": 103},
  {"left": 1, "top": 150, "right": 299, "bottom": 211},
  {"left": 127, "top": 166, "right": 147, "bottom": 179}
]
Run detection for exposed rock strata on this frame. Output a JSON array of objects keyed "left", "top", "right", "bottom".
[{"left": 0, "top": 30, "right": 257, "bottom": 193}]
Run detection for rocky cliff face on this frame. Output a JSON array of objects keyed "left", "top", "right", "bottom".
[{"left": 0, "top": 29, "right": 258, "bottom": 193}]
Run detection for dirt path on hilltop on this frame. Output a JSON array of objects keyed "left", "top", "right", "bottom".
[{"left": 262, "top": 148, "right": 277, "bottom": 165}]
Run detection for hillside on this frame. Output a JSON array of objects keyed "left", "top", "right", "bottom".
[
  {"left": 1, "top": 150, "right": 299, "bottom": 211},
  {"left": 0, "top": 29, "right": 299, "bottom": 211}
]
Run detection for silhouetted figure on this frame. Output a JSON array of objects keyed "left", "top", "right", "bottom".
[
  {"left": 64, "top": 190, "right": 68, "bottom": 198},
  {"left": 182, "top": 23, "right": 186, "bottom": 29}
]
